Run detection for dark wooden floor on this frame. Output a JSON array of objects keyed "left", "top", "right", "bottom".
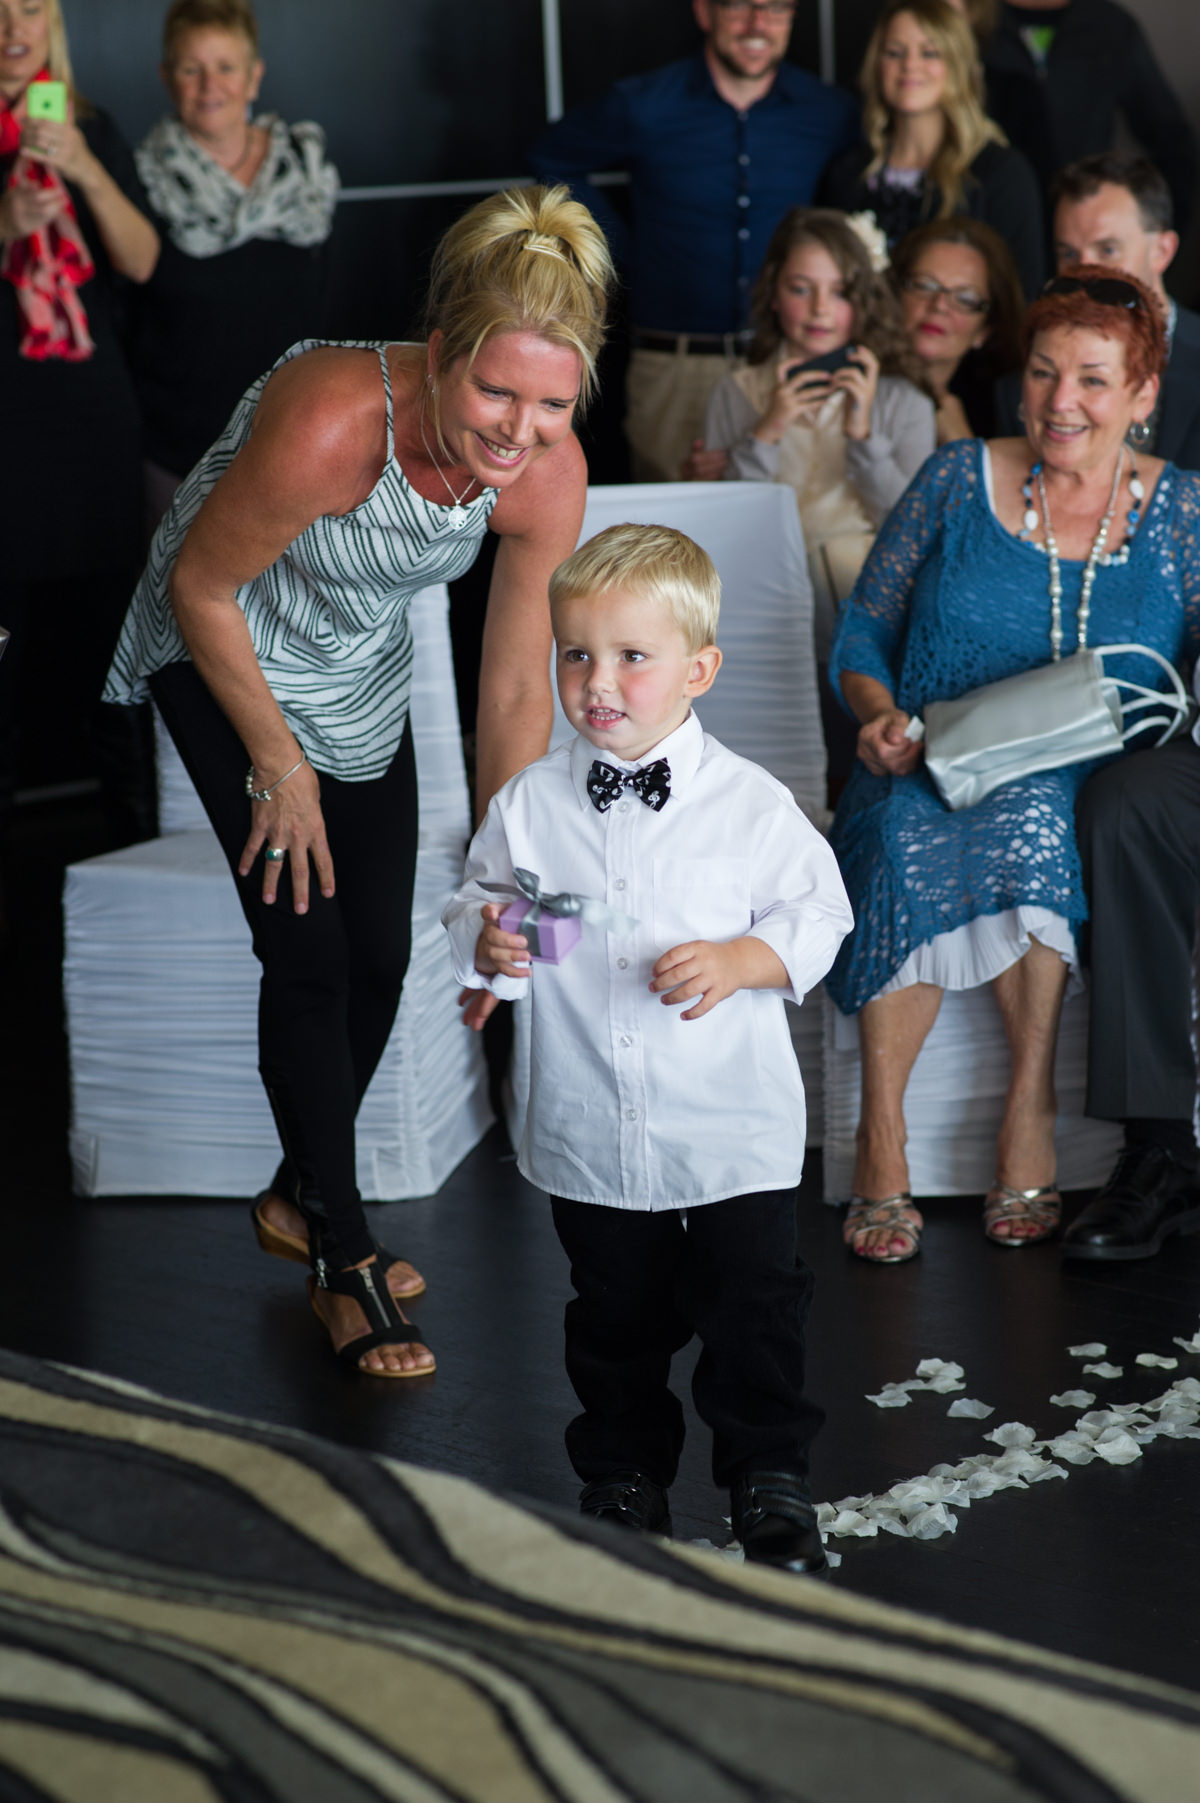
[{"left": 4, "top": 795, "right": 1200, "bottom": 1695}]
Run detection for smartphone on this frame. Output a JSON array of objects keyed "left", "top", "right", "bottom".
[
  {"left": 785, "top": 344, "right": 855, "bottom": 381},
  {"left": 27, "top": 80, "right": 68, "bottom": 123}
]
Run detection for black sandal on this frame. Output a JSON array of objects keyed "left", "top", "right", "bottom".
[
  {"left": 252, "top": 1192, "right": 427, "bottom": 1297},
  {"left": 307, "top": 1256, "right": 436, "bottom": 1378}
]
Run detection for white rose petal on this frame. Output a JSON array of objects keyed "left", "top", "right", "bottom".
[
  {"left": 983, "top": 1421, "right": 1038, "bottom": 1449},
  {"left": 1081, "top": 1362, "right": 1124, "bottom": 1379},
  {"left": 866, "top": 1388, "right": 912, "bottom": 1408},
  {"left": 948, "top": 1398, "right": 994, "bottom": 1419},
  {"left": 1091, "top": 1431, "right": 1143, "bottom": 1466},
  {"left": 1068, "top": 1342, "right": 1107, "bottom": 1358},
  {"left": 907, "top": 1503, "right": 958, "bottom": 1540},
  {"left": 1136, "top": 1353, "right": 1179, "bottom": 1369},
  {"left": 1049, "top": 1390, "right": 1096, "bottom": 1408}
]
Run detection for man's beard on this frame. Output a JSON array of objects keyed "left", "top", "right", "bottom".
[{"left": 709, "top": 39, "right": 786, "bottom": 82}]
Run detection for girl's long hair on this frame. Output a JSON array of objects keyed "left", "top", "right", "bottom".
[{"left": 748, "top": 207, "right": 931, "bottom": 394}]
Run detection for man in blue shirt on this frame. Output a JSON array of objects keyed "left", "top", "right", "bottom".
[{"left": 529, "top": 1, "right": 858, "bottom": 481}]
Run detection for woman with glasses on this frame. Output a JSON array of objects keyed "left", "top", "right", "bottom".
[
  {"left": 819, "top": 0, "right": 1044, "bottom": 298},
  {"left": 826, "top": 268, "right": 1200, "bottom": 1262},
  {"left": 893, "top": 216, "right": 1023, "bottom": 441}
]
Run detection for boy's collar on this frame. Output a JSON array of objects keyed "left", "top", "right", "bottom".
[{"left": 569, "top": 711, "right": 704, "bottom": 811}]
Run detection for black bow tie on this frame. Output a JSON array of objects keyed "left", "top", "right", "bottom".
[{"left": 587, "top": 757, "right": 672, "bottom": 814}]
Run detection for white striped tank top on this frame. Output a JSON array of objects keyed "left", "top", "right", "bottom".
[{"left": 104, "top": 340, "right": 499, "bottom": 779}]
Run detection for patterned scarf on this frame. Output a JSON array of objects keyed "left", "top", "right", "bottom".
[
  {"left": 0, "top": 73, "right": 95, "bottom": 361},
  {"left": 135, "top": 113, "right": 338, "bottom": 260}
]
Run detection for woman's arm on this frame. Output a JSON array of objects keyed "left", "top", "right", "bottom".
[
  {"left": 22, "top": 116, "right": 159, "bottom": 281},
  {"left": 844, "top": 376, "right": 938, "bottom": 524},
  {"left": 170, "top": 349, "right": 386, "bottom": 907},
  {"left": 475, "top": 431, "right": 588, "bottom": 816},
  {"left": 840, "top": 671, "right": 922, "bottom": 776}
]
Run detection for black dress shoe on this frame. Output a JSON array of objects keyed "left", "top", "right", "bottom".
[
  {"left": 731, "top": 1471, "right": 827, "bottom": 1574},
  {"left": 579, "top": 1472, "right": 672, "bottom": 1536},
  {"left": 1062, "top": 1144, "right": 1200, "bottom": 1261}
]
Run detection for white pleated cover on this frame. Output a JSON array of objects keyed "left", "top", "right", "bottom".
[
  {"left": 821, "top": 987, "right": 1124, "bottom": 1202},
  {"left": 65, "top": 585, "right": 493, "bottom": 1199},
  {"left": 505, "top": 482, "right": 829, "bottom": 1156}
]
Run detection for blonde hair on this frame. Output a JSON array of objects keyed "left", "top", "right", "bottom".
[
  {"left": 36, "top": 0, "right": 87, "bottom": 112},
  {"left": 423, "top": 185, "right": 614, "bottom": 438},
  {"left": 549, "top": 524, "right": 720, "bottom": 656},
  {"left": 162, "top": 0, "right": 260, "bottom": 62},
  {"left": 861, "top": 0, "right": 1004, "bottom": 216}
]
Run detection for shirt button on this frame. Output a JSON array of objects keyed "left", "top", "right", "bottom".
[
  {"left": 737, "top": 194, "right": 750, "bottom": 208},
  {"left": 739, "top": 153, "right": 750, "bottom": 166},
  {"left": 626, "top": 1109, "right": 638, "bottom": 1121},
  {"left": 617, "top": 957, "right": 629, "bottom": 970},
  {"left": 738, "top": 228, "right": 750, "bottom": 241},
  {"left": 620, "top": 1035, "right": 633, "bottom": 1048},
  {"left": 615, "top": 878, "right": 626, "bottom": 891}
]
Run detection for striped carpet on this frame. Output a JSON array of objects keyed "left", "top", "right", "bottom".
[{"left": 0, "top": 1350, "right": 1195, "bottom": 1802}]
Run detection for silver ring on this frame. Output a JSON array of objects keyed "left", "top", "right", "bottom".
[{"left": 265, "top": 847, "right": 286, "bottom": 862}]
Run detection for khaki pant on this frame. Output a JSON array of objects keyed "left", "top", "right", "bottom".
[{"left": 624, "top": 345, "right": 745, "bottom": 484}]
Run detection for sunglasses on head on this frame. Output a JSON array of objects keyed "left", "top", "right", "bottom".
[{"left": 1041, "top": 275, "right": 1144, "bottom": 311}]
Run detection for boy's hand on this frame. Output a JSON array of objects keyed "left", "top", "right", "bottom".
[
  {"left": 650, "top": 940, "right": 741, "bottom": 1021},
  {"left": 474, "top": 902, "right": 532, "bottom": 980},
  {"left": 457, "top": 987, "right": 501, "bottom": 1031}
]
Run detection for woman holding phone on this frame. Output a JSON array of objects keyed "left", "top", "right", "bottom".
[
  {"left": 105, "top": 184, "right": 613, "bottom": 1378},
  {"left": 0, "top": 0, "right": 159, "bottom": 848}
]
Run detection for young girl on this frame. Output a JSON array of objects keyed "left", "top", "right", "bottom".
[
  {"left": 701, "top": 207, "right": 935, "bottom": 653},
  {"left": 818, "top": 0, "right": 1043, "bottom": 298}
]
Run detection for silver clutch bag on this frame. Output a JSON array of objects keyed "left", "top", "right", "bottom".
[{"left": 909, "top": 644, "right": 1190, "bottom": 812}]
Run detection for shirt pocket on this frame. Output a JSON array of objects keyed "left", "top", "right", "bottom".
[{"left": 652, "top": 856, "right": 751, "bottom": 951}]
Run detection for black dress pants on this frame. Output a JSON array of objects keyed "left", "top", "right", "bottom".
[
  {"left": 551, "top": 1190, "right": 822, "bottom": 1490},
  {"left": 151, "top": 661, "right": 418, "bottom": 1267},
  {"left": 1076, "top": 736, "right": 1200, "bottom": 1122}
]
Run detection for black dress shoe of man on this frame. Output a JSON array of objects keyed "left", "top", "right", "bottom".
[
  {"left": 731, "top": 1471, "right": 827, "bottom": 1574},
  {"left": 1062, "top": 1144, "right": 1200, "bottom": 1261},
  {"left": 579, "top": 1472, "right": 672, "bottom": 1536}
]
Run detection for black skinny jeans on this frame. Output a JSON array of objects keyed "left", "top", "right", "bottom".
[{"left": 151, "top": 661, "right": 418, "bottom": 1268}]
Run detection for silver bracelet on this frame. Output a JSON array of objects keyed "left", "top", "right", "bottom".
[{"left": 245, "top": 750, "right": 307, "bottom": 804}]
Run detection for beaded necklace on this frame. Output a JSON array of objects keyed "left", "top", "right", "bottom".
[{"left": 1018, "top": 450, "right": 1145, "bottom": 660}]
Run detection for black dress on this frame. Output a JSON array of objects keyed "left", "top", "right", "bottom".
[
  {"left": 0, "top": 107, "right": 144, "bottom": 584},
  {"left": 818, "top": 139, "right": 1045, "bottom": 300},
  {"left": 127, "top": 223, "right": 329, "bottom": 480},
  {"left": 0, "top": 107, "right": 152, "bottom": 833}
]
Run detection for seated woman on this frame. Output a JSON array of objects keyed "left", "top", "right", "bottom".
[
  {"left": 700, "top": 207, "right": 935, "bottom": 652},
  {"left": 129, "top": 0, "right": 338, "bottom": 519},
  {"left": 893, "top": 216, "right": 1023, "bottom": 442},
  {"left": 828, "top": 268, "right": 1200, "bottom": 1262},
  {"left": 819, "top": 0, "right": 1044, "bottom": 298}
]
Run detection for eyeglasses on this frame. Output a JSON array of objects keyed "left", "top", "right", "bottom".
[
  {"left": 1041, "top": 275, "right": 1144, "bottom": 311},
  {"left": 901, "top": 274, "right": 989, "bottom": 316},
  {"left": 713, "top": 2, "right": 797, "bottom": 17}
]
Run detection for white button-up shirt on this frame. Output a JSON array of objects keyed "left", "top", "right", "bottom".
[{"left": 443, "top": 714, "right": 853, "bottom": 1210}]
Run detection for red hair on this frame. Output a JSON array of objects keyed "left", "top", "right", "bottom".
[{"left": 1022, "top": 265, "right": 1166, "bottom": 389}]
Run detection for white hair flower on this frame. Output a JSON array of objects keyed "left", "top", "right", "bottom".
[{"left": 845, "top": 211, "right": 890, "bottom": 273}]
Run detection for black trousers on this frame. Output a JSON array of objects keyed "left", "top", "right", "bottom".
[
  {"left": 151, "top": 661, "right": 418, "bottom": 1267},
  {"left": 551, "top": 1191, "right": 822, "bottom": 1490},
  {"left": 1076, "top": 736, "right": 1200, "bottom": 1122}
]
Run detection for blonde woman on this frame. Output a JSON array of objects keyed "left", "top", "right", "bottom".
[
  {"left": 0, "top": 0, "right": 159, "bottom": 843},
  {"left": 818, "top": 0, "right": 1043, "bottom": 297},
  {"left": 105, "top": 186, "right": 613, "bottom": 1377}
]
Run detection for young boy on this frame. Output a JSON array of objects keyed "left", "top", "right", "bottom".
[{"left": 443, "top": 524, "right": 852, "bottom": 1571}]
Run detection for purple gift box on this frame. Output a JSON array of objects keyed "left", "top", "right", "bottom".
[{"left": 498, "top": 898, "right": 582, "bottom": 964}]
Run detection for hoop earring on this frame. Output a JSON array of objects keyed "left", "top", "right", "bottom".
[{"left": 1127, "top": 419, "right": 1151, "bottom": 449}]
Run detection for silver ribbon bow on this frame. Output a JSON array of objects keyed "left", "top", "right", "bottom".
[{"left": 482, "top": 867, "right": 638, "bottom": 937}]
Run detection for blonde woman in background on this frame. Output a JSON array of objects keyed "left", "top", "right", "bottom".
[
  {"left": 105, "top": 186, "right": 613, "bottom": 1377},
  {"left": 818, "top": 0, "right": 1044, "bottom": 297}
]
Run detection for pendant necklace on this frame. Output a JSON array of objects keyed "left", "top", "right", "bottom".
[
  {"left": 1019, "top": 448, "right": 1143, "bottom": 659},
  {"left": 418, "top": 403, "right": 475, "bottom": 530}
]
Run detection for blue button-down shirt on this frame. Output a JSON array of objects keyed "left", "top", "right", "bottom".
[{"left": 528, "top": 54, "right": 859, "bottom": 336}]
